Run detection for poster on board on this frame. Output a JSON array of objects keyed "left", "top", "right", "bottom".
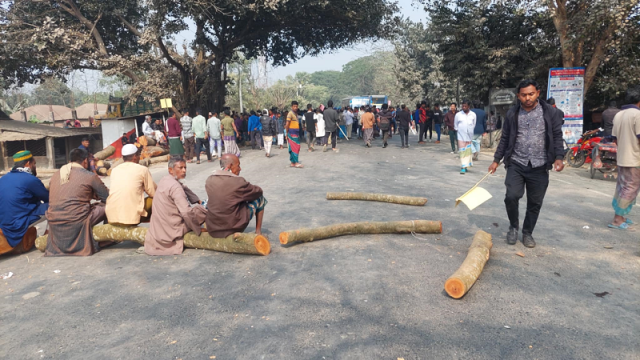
[{"left": 547, "top": 67, "right": 585, "bottom": 147}]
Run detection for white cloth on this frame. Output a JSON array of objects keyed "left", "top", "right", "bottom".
[
  {"left": 209, "top": 138, "right": 222, "bottom": 158},
  {"left": 344, "top": 111, "right": 354, "bottom": 125},
  {"left": 142, "top": 122, "right": 153, "bottom": 137},
  {"left": 207, "top": 116, "right": 221, "bottom": 139},
  {"left": 315, "top": 114, "right": 326, "bottom": 137},
  {"left": 277, "top": 134, "right": 284, "bottom": 146},
  {"left": 454, "top": 111, "right": 476, "bottom": 142}
]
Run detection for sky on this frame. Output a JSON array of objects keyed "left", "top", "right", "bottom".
[{"left": 268, "top": 0, "right": 426, "bottom": 80}]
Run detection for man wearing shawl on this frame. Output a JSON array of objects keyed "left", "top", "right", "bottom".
[
  {"left": 455, "top": 100, "right": 477, "bottom": 174},
  {"left": 0, "top": 151, "right": 49, "bottom": 255},
  {"left": 221, "top": 108, "right": 241, "bottom": 157},
  {"left": 45, "top": 149, "right": 110, "bottom": 256},
  {"left": 145, "top": 156, "right": 207, "bottom": 255},
  {"left": 286, "top": 101, "right": 303, "bottom": 168}
]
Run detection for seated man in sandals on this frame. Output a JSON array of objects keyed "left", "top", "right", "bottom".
[{"left": 205, "top": 154, "right": 266, "bottom": 238}]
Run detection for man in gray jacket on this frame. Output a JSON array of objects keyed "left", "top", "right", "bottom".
[{"left": 323, "top": 100, "right": 340, "bottom": 152}]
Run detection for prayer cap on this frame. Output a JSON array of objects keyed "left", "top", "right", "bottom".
[
  {"left": 13, "top": 150, "right": 33, "bottom": 162},
  {"left": 121, "top": 144, "right": 138, "bottom": 156}
]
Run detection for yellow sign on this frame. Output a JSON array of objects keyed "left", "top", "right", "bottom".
[
  {"left": 456, "top": 186, "right": 493, "bottom": 211},
  {"left": 160, "top": 98, "right": 173, "bottom": 109}
]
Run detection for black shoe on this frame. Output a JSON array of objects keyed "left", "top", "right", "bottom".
[
  {"left": 507, "top": 227, "right": 518, "bottom": 245},
  {"left": 383, "top": 143, "right": 388, "bottom": 148},
  {"left": 523, "top": 233, "right": 536, "bottom": 248}
]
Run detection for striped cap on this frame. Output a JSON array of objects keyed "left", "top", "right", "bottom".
[{"left": 13, "top": 150, "right": 33, "bottom": 162}]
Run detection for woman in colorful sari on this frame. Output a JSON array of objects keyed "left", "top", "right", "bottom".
[
  {"left": 285, "top": 101, "right": 304, "bottom": 168},
  {"left": 454, "top": 100, "right": 477, "bottom": 174}
]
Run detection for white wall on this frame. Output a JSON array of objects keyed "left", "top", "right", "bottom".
[{"left": 101, "top": 119, "right": 136, "bottom": 149}]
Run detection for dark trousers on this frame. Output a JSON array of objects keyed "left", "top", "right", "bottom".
[
  {"left": 196, "top": 138, "right": 212, "bottom": 161},
  {"left": 251, "top": 130, "right": 263, "bottom": 149},
  {"left": 307, "top": 129, "right": 316, "bottom": 149},
  {"left": 419, "top": 123, "right": 428, "bottom": 142},
  {"left": 325, "top": 131, "right": 337, "bottom": 149},
  {"left": 183, "top": 137, "right": 195, "bottom": 160},
  {"left": 425, "top": 121, "right": 433, "bottom": 139},
  {"left": 399, "top": 128, "right": 409, "bottom": 146},
  {"left": 382, "top": 129, "right": 390, "bottom": 145},
  {"left": 449, "top": 130, "right": 457, "bottom": 151},
  {"left": 504, "top": 162, "right": 549, "bottom": 235}
]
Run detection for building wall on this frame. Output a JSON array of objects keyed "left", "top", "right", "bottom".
[{"left": 101, "top": 119, "right": 136, "bottom": 149}]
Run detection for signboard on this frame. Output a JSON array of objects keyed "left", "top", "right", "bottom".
[
  {"left": 489, "top": 88, "right": 517, "bottom": 106},
  {"left": 160, "top": 98, "right": 173, "bottom": 109},
  {"left": 547, "top": 67, "right": 585, "bottom": 147}
]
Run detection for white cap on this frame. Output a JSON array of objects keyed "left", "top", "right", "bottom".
[{"left": 121, "top": 144, "right": 138, "bottom": 156}]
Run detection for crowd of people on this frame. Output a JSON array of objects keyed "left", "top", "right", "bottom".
[{"left": 0, "top": 80, "right": 638, "bottom": 255}]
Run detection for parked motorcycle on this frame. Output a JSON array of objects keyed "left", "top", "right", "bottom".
[
  {"left": 564, "top": 129, "right": 602, "bottom": 168},
  {"left": 590, "top": 141, "right": 618, "bottom": 179}
]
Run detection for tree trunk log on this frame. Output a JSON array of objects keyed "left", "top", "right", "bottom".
[
  {"left": 279, "top": 220, "right": 442, "bottom": 245},
  {"left": 444, "top": 230, "right": 492, "bottom": 299},
  {"left": 326, "top": 192, "right": 427, "bottom": 206},
  {"left": 35, "top": 225, "right": 270, "bottom": 256},
  {"left": 94, "top": 146, "right": 115, "bottom": 160}
]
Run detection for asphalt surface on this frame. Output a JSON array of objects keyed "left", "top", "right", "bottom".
[{"left": 1, "top": 133, "right": 638, "bottom": 360}]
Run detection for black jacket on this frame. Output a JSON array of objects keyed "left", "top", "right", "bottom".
[
  {"left": 260, "top": 116, "right": 277, "bottom": 136},
  {"left": 493, "top": 99, "right": 564, "bottom": 170}
]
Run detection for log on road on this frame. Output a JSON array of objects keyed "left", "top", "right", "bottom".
[
  {"left": 35, "top": 225, "right": 270, "bottom": 256},
  {"left": 326, "top": 192, "right": 427, "bottom": 206},
  {"left": 279, "top": 220, "right": 442, "bottom": 245},
  {"left": 444, "top": 230, "right": 493, "bottom": 299},
  {"left": 94, "top": 146, "right": 116, "bottom": 160}
]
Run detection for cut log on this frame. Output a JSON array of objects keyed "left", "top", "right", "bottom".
[
  {"left": 326, "top": 192, "right": 428, "bottom": 206},
  {"left": 279, "top": 220, "right": 442, "bottom": 245},
  {"left": 35, "top": 224, "right": 270, "bottom": 256},
  {"left": 141, "top": 146, "right": 168, "bottom": 159},
  {"left": 94, "top": 146, "right": 115, "bottom": 160},
  {"left": 444, "top": 230, "right": 492, "bottom": 299},
  {"left": 149, "top": 155, "right": 170, "bottom": 164}
]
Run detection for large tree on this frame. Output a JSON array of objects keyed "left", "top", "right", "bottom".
[{"left": 1, "top": 0, "right": 398, "bottom": 112}]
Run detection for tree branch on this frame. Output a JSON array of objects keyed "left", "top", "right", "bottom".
[
  {"left": 59, "top": 0, "right": 108, "bottom": 56},
  {"left": 116, "top": 14, "right": 142, "bottom": 37}
]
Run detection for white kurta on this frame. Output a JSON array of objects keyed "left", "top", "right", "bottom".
[{"left": 454, "top": 111, "right": 477, "bottom": 142}]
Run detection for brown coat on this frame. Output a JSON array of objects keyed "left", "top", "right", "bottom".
[
  {"left": 205, "top": 170, "right": 263, "bottom": 238},
  {"left": 45, "top": 167, "right": 109, "bottom": 256},
  {"left": 144, "top": 175, "right": 207, "bottom": 256}
]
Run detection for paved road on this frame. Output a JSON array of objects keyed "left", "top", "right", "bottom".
[{"left": 1, "top": 133, "right": 638, "bottom": 359}]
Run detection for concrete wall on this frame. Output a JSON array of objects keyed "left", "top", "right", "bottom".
[{"left": 101, "top": 119, "right": 136, "bottom": 149}]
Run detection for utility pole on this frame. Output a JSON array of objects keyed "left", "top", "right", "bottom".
[
  {"left": 238, "top": 67, "right": 244, "bottom": 113},
  {"left": 456, "top": 78, "right": 460, "bottom": 106}
]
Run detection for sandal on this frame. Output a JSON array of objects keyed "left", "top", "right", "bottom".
[
  {"left": 294, "top": 163, "right": 304, "bottom": 168},
  {"left": 608, "top": 222, "right": 629, "bottom": 230},
  {"left": 196, "top": 161, "right": 200, "bottom": 164},
  {"left": 625, "top": 219, "right": 634, "bottom": 225}
]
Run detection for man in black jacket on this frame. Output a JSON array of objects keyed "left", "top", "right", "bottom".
[
  {"left": 323, "top": 100, "right": 340, "bottom": 152},
  {"left": 303, "top": 104, "right": 317, "bottom": 151},
  {"left": 488, "top": 79, "right": 565, "bottom": 248}
]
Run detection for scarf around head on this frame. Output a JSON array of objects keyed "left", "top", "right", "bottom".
[{"left": 60, "top": 163, "right": 85, "bottom": 185}]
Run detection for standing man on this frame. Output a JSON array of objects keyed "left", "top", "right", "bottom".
[
  {"left": 455, "top": 100, "right": 476, "bottom": 174},
  {"left": 221, "top": 109, "right": 241, "bottom": 157},
  {"left": 397, "top": 104, "right": 415, "bottom": 149},
  {"left": 275, "top": 108, "right": 286, "bottom": 149},
  {"left": 45, "top": 148, "right": 110, "bottom": 256},
  {"left": 424, "top": 103, "right": 434, "bottom": 142},
  {"left": 344, "top": 106, "right": 354, "bottom": 139},
  {"left": 0, "top": 151, "right": 48, "bottom": 255},
  {"left": 208, "top": 111, "right": 222, "bottom": 159},
  {"left": 260, "top": 109, "right": 277, "bottom": 157},
  {"left": 602, "top": 100, "right": 621, "bottom": 137},
  {"left": 180, "top": 110, "right": 195, "bottom": 162},
  {"left": 432, "top": 103, "right": 443, "bottom": 144},
  {"left": 78, "top": 137, "right": 97, "bottom": 174},
  {"left": 323, "top": 100, "right": 340, "bottom": 152},
  {"left": 361, "top": 107, "right": 375, "bottom": 148},
  {"left": 248, "top": 110, "right": 263, "bottom": 150},
  {"left": 192, "top": 109, "right": 212, "bottom": 164},
  {"left": 167, "top": 111, "right": 184, "bottom": 156},
  {"left": 286, "top": 101, "right": 303, "bottom": 168},
  {"left": 444, "top": 103, "right": 458, "bottom": 153},
  {"left": 418, "top": 102, "right": 428, "bottom": 144},
  {"left": 106, "top": 144, "right": 157, "bottom": 226},
  {"left": 144, "top": 156, "right": 207, "bottom": 255},
  {"left": 489, "top": 79, "right": 565, "bottom": 248},
  {"left": 303, "top": 104, "right": 317, "bottom": 152},
  {"left": 377, "top": 104, "right": 393, "bottom": 148},
  {"left": 608, "top": 86, "right": 640, "bottom": 230},
  {"left": 471, "top": 101, "right": 487, "bottom": 161}
]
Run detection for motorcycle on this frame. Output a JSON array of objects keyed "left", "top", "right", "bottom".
[
  {"left": 564, "top": 129, "right": 603, "bottom": 168},
  {"left": 590, "top": 141, "right": 617, "bottom": 179}
]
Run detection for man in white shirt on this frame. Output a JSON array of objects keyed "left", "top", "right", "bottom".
[
  {"left": 143, "top": 115, "right": 163, "bottom": 144},
  {"left": 344, "top": 107, "right": 354, "bottom": 139},
  {"left": 207, "top": 111, "right": 222, "bottom": 159},
  {"left": 180, "top": 110, "right": 195, "bottom": 163}
]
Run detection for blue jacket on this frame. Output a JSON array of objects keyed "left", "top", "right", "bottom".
[
  {"left": 472, "top": 108, "right": 487, "bottom": 134},
  {"left": 414, "top": 109, "right": 421, "bottom": 122},
  {"left": 248, "top": 115, "right": 262, "bottom": 131},
  {"left": 0, "top": 170, "right": 49, "bottom": 247}
]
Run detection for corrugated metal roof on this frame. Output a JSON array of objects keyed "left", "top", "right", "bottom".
[
  {"left": 0, "top": 131, "right": 45, "bottom": 142},
  {"left": 0, "top": 119, "right": 101, "bottom": 138}
]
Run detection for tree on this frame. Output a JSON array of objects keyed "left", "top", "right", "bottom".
[{"left": 2, "top": 0, "right": 399, "bottom": 113}]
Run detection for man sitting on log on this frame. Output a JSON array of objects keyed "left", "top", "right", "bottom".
[
  {"left": 0, "top": 151, "right": 49, "bottom": 255},
  {"left": 145, "top": 156, "right": 208, "bottom": 256},
  {"left": 206, "top": 154, "right": 267, "bottom": 237},
  {"left": 105, "top": 144, "right": 157, "bottom": 226},
  {"left": 45, "top": 148, "right": 110, "bottom": 256}
]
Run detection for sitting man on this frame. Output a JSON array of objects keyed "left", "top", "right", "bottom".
[
  {"left": 145, "top": 156, "right": 207, "bottom": 255},
  {"left": 0, "top": 151, "right": 49, "bottom": 255},
  {"left": 105, "top": 144, "right": 157, "bottom": 226},
  {"left": 206, "top": 154, "right": 266, "bottom": 238},
  {"left": 45, "top": 148, "right": 110, "bottom": 256},
  {"left": 78, "top": 137, "right": 97, "bottom": 174}
]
